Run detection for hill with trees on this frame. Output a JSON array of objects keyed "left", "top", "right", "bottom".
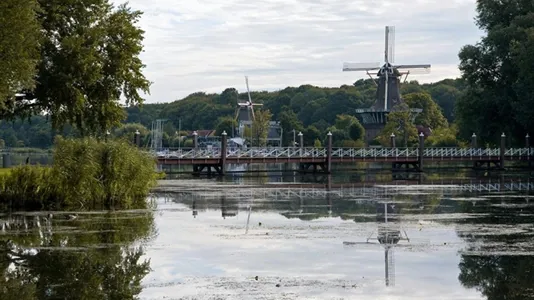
[{"left": 1, "top": 78, "right": 464, "bottom": 148}]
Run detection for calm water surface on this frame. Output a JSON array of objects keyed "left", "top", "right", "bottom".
[{"left": 1, "top": 172, "right": 534, "bottom": 299}]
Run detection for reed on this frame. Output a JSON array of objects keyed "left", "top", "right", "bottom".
[{"left": 0, "top": 137, "right": 160, "bottom": 211}]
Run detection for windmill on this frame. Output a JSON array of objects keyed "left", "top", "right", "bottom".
[
  {"left": 342, "top": 26, "right": 429, "bottom": 142},
  {"left": 235, "top": 76, "right": 263, "bottom": 124},
  {"left": 235, "top": 76, "right": 263, "bottom": 140}
]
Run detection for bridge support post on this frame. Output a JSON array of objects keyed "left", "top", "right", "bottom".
[
  {"left": 390, "top": 133, "right": 396, "bottom": 148},
  {"left": 193, "top": 131, "right": 198, "bottom": 149},
  {"left": 471, "top": 133, "right": 477, "bottom": 148},
  {"left": 299, "top": 131, "right": 303, "bottom": 154},
  {"left": 134, "top": 130, "right": 141, "bottom": 147},
  {"left": 500, "top": 132, "right": 506, "bottom": 170},
  {"left": 418, "top": 132, "right": 424, "bottom": 172},
  {"left": 220, "top": 131, "right": 227, "bottom": 175},
  {"left": 326, "top": 132, "right": 332, "bottom": 174}
]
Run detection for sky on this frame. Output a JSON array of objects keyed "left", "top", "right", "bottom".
[{"left": 119, "top": 0, "right": 483, "bottom": 103}]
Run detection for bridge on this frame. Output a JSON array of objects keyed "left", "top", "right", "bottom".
[{"left": 156, "top": 146, "right": 533, "bottom": 175}]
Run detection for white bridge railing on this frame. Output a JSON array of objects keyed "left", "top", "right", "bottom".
[{"left": 155, "top": 147, "right": 533, "bottom": 160}]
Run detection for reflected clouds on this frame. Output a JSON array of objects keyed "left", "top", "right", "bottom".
[{"left": 140, "top": 201, "right": 482, "bottom": 299}]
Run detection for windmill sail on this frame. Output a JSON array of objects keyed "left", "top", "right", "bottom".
[
  {"left": 343, "top": 62, "right": 381, "bottom": 71},
  {"left": 386, "top": 26, "right": 395, "bottom": 64}
]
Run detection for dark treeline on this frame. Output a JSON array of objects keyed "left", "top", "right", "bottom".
[{"left": 1, "top": 78, "right": 463, "bottom": 148}]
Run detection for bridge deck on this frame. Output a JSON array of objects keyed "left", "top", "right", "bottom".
[{"left": 155, "top": 147, "right": 533, "bottom": 165}]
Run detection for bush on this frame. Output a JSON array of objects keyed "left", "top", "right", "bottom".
[
  {"left": 0, "top": 165, "right": 59, "bottom": 210},
  {"left": 0, "top": 137, "right": 160, "bottom": 211}
]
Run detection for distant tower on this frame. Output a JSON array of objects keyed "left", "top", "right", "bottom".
[{"left": 342, "top": 26, "right": 430, "bottom": 143}]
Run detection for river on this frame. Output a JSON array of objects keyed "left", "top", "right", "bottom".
[{"left": 1, "top": 171, "right": 533, "bottom": 299}]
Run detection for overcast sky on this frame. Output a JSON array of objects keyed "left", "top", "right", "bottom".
[{"left": 121, "top": 0, "right": 482, "bottom": 103}]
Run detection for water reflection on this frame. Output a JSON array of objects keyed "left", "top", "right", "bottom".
[
  {"left": 344, "top": 202, "right": 411, "bottom": 287},
  {"left": 1, "top": 173, "right": 533, "bottom": 299},
  {"left": 0, "top": 211, "right": 156, "bottom": 299},
  {"left": 150, "top": 174, "right": 533, "bottom": 299}
]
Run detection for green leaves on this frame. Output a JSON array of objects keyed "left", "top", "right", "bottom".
[
  {"left": 0, "top": 0, "right": 41, "bottom": 115},
  {"left": 32, "top": 0, "right": 150, "bottom": 135},
  {"left": 458, "top": 1, "right": 534, "bottom": 145},
  {"left": 0, "top": 137, "right": 159, "bottom": 210}
]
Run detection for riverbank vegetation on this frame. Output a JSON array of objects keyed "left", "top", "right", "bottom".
[{"left": 0, "top": 138, "right": 159, "bottom": 211}]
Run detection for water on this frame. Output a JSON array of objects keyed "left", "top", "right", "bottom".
[{"left": 1, "top": 172, "right": 534, "bottom": 299}]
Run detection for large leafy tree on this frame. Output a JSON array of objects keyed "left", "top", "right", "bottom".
[
  {"left": 376, "top": 104, "right": 418, "bottom": 147},
  {"left": 457, "top": 0, "right": 534, "bottom": 145},
  {"left": 0, "top": 1, "right": 41, "bottom": 114},
  {"left": 13, "top": 0, "right": 150, "bottom": 136},
  {"left": 251, "top": 109, "right": 272, "bottom": 146},
  {"left": 404, "top": 92, "right": 448, "bottom": 129}
]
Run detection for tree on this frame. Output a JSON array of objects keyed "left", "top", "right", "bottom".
[
  {"left": 278, "top": 108, "right": 304, "bottom": 146},
  {"left": 27, "top": 1, "right": 151, "bottom": 136},
  {"left": 425, "top": 125, "right": 464, "bottom": 147},
  {"left": 457, "top": 0, "right": 534, "bottom": 145},
  {"left": 376, "top": 107, "right": 418, "bottom": 147},
  {"left": 0, "top": 1, "right": 41, "bottom": 115},
  {"left": 214, "top": 116, "right": 237, "bottom": 136},
  {"left": 428, "top": 84, "right": 462, "bottom": 122},
  {"left": 348, "top": 122, "right": 365, "bottom": 141},
  {"left": 303, "top": 125, "right": 321, "bottom": 147},
  {"left": 251, "top": 109, "right": 272, "bottom": 146},
  {"left": 404, "top": 92, "right": 448, "bottom": 129},
  {"left": 112, "top": 123, "right": 149, "bottom": 146}
]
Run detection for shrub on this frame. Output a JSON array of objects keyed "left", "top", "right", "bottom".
[
  {"left": 0, "top": 165, "right": 59, "bottom": 210},
  {"left": 0, "top": 137, "right": 160, "bottom": 211}
]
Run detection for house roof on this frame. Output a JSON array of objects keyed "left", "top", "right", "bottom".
[{"left": 190, "top": 130, "right": 216, "bottom": 137}]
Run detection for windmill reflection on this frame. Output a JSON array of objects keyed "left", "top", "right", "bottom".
[{"left": 344, "top": 201, "right": 409, "bottom": 287}]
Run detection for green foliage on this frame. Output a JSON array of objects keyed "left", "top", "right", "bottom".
[
  {"left": 377, "top": 108, "right": 418, "bottom": 147},
  {"left": 426, "top": 125, "right": 465, "bottom": 147},
  {"left": 0, "top": 0, "right": 41, "bottom": 114},
  {"left": 3, "top": 77, "right": 468, "bottom": 148},
  {"left": 0, "top": 138, "right": 159, "bottom": 211},
  {"left": 52, "top": 137, "right": 159, "bottom": 209},
  {"left": 457, "top": 0, "right": 534, "bottom": 145},
  {"left": 0, "top": 165, "right": 58, "bottom": 210},
  {"left": 5, "top": 1, "right": 150, "bottom": 136},
  {"left": 251, "top": 110, "right": 272, "bottom": 146},
  {"left": 0, "top": 212, "right": 155, "bottom": 299},
  {"left": 404, "top": 92, "right": 449, "bottom": 129},
  {"left": 313, "top": 139, "right": 322, "bottom": 147},
  {"left": 214, "top": 116, "right": 237, "bottom": 136}
]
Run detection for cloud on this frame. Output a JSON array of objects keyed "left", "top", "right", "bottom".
[{"left": 116, "top": 0, "right": 482, "bottom": 103}]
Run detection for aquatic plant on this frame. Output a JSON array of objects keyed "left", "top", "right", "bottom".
[{"left": 0, "top": 137, "right": 160, "bottom": 210}]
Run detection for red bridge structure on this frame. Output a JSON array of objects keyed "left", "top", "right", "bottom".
[{"left": 155, "top": 131, "right": 533, "bottom": 176}]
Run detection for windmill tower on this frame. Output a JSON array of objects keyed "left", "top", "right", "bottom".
[
  {"left": 235, "top": 76, "right": 263, "bottom": 140},
  {"left": 342, "top": 26, "right": 429, "bottom": 143}
]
